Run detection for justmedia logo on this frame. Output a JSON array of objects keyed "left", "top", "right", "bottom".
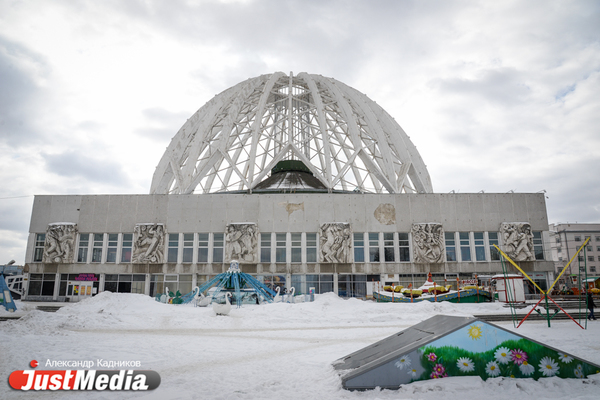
[{"left": 8, "top": 360, "right": 161, "bottom": 391}]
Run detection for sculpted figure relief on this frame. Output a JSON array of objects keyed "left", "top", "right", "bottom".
[
  {"left": 225, "top": 223, "right": 258, "bottom": 263},
  {"left": 411, "top": 223, "right": 445, "bottom": 263},
  {"left": 43, "top": 223, "right": 77, "bottom": 263},
  {"left": 132, "top": 223, "right": 165, "bottom": 263},
  {"left": 319, "top": 223, "right": 352, "bottom": 263},
  {"left": 501, "top": 222, "right": 535, "bottom": 261}
]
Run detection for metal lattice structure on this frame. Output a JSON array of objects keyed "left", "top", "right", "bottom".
[{"left": 150, "top": 72, "right": 433, "bottom": 194}]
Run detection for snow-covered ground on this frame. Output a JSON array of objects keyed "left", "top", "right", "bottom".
[{"left": 2, "top": 293, "right": 600, "bottom": 399}]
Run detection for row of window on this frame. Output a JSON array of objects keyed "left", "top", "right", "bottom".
[{"left": 33, "top": 230, "right": 545, "bottom": 264}]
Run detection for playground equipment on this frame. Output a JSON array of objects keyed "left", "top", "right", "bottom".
[
  {"left": 1, "top": 261, "right": 18, "bottom": 312},
  {"left": 494, "top": 239, "right": 590, "bottom": 329},
  {"left": 163, "top": 260, "right": 277, "bottom": 307}
]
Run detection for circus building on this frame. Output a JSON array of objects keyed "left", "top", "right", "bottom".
[{"left": 23, "top": 72, "right": 553, "bottom": 302}]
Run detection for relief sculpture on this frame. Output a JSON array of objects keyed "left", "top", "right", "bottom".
[
  {"left": 225, "top": 223, "right": 258, "bottom": 263},
  {"left": 501, "top": 222, "right": 535, "bottom": 261},
  {"left": 319, "top": 223, "right": 352, "bottom": 263},
  {"left": 132, "top": 223, "right": 165, "bottom": 264},
  {"left": 43, "top": 223, "right": 78, "bottom": 263},
  {"left": 411, "top": 223, "right": 445, "bottom": 263}
]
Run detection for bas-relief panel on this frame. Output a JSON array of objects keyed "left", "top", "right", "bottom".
[
  {"left": 319, "top": 223, "right": 352, "bottom": 263},
  {"left": 501, "top": 222, "right": 534, "bottom": 261},
  {"left": 132, "top": 223, "right": 166, "bottom": 264},
  {"left": 43, "top": 223, "right": 78, "bottom": 263},
  {"left": 225, "top": 223, "right": 258, "bottom": 263},
  {"left": 411, "top": 223, "right": 445, "bottom": 263}
]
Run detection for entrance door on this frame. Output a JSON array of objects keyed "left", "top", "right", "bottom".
[{"left": 67, "top": 281, "right": 93, "bottom": 302}]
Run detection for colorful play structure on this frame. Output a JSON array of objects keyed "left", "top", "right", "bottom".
[
  {"left": 372, "top": 272, "right": 492, "bottom": 303},
  {"left": 0, "top": 261, "right": 18, "bottom": 312},
  {"left": 156, "top": 260, "right": 277, "bottom": 307},
  {"left": 334, "top": 314, "right": 600, "bottom": 390},
  {"left": 494, "top": 239, "right": 595, "bottom": 329}
]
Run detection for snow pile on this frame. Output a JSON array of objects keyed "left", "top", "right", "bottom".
[{"left": 2, "top": 292, "right": 600, "bottom": 399}]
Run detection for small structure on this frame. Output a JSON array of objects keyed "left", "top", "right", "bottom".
[
  {"left": 334, "top": 315, "right": 600, "bottom": 391},
  {"left": 493, "top": 274, "right": 525, "bottom": 303},
  {"left": 176, "top": 260, "right": 277, "bottom": 307}
]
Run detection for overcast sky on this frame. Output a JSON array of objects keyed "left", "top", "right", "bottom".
[{"left": 1, "top": 0, "right": 599, "bottom": 265}]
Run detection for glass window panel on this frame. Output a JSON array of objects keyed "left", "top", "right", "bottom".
[
  {"left": 489, "top": 232, "right": 500, "bottom": 261},
  {"left": 276, "top": 233, "right": 286, "bottom": 263},
  {"left": 182, "top": 233, "right": 194, "bottom": 263},
  {"left": 459, "top": 232, "right": 471, "bottom": 261},
  {"left": 121, "top": 233, "right": 133, "bottom": 263},
  {"left": 168, "top": 233, "right": 179, "bottom": 263},
  {"left": 354, "top": 233, "right": 364, "bottom": 263},
  {"left": 213, "top": 233, "right": 224, "bottom": 263},
  {"left": 445, "top": 232, "right": 456, "bottom": 262},
  {"left": 368, "top": 232, "right": 380, "bottom": 262},
  {"left": 91, "top": 233, "right": 103, "bottom": 263},
  {"left": 34, "top": 233, "right": 46, "bottom": 262},
  {"left": 78, "top": 233, "right": 90, "bottom": 263},
  {"left": 261, "top": 232, "right": 271, "bottom": 263},
  {"left": 306, "top": 233, "right": 317, "bottom": 263},
  {"left": 383, "top": 232, "right": 394, "bottom": 262},
  {"left": 198, "top": 233, "right": 209, "bottom": 263}
]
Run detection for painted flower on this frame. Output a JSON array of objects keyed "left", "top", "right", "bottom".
[
  {"left": 486, "top": 360, "right": 501, "bottom": 377},
  {"left": 558, "top": 353, "right": 573, "bottom": 364},
  {"left": 456, "top": 357, "right": 475, "bottom": 373},
  {"left": 494, "top": 347, "right": 512, "bottom": 364},
  {"left": 574, "top": 364, "right": 584, "bottom": 379},
  {"left": 468, "top": 325, "right": 483, "bottom": 340},
  {"left": 427, "top": 352, "right": 437, "bottom": 362},
  {"left": 433, "top": 363, "right": 446, "bottom": 376},
  {"left": 539, "top": 356, "right": 560, "bottom": 377},
  {"left": 395, "top": 355, "right": 411, "bottom": 370},
  {"left": 510, "top": 349, "right": 527, "bottom": 365},
  {"left": 519, "top": 361, "right": 534, "bottom": 376},
  {"left": 407, "top": 368, "right": 417, "bottom": 378}
]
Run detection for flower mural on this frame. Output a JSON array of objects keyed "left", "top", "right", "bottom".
[
  {"left": 395, "top": 355, "right": 411, "bottom": 370},
  {"left": 415, "top": 320, "right": 599, "bottom": 384}
]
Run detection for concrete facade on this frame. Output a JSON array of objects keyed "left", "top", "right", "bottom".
[{"left": 24, "top": 192, "right": 554, "bottom": 301}]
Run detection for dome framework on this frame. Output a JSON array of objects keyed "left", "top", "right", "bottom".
[{"left": 150, "top": 72, "right": 433, "bottom": 195}]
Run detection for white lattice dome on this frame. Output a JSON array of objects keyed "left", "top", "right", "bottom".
[{"left": 150, "top": 72, "right": 433, "bottom": 194}]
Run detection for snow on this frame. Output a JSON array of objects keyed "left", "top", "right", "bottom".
[{"left": 2, "top": 293, "right": 600, "bottom": 399}]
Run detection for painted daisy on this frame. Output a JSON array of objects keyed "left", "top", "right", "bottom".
[
  {"left": 558, "top": 353, "right": 573, "bottom": 364},
  {"left": 486, "top": 360, "right": 501, "bottom": 377},
  {"left": 456, "top": 357, "right": 475, "bottom": 373},
  {"left": 539, "top": 356, "right": 560, "bottom": 377},
  {"left": 468, "top": 324, "right": 483, "bottom": 340},
  {"left": 395, "top": 355, "right": 411, "bottom": 370},
  {"left": 519, "top": 361, "right": 534, "bottom": 376},
  {"left": 407, "top": 368, "right": 417, "bottom": 378},
  {"left": 510, "top": 349, "right": 527, "bottom": 365},
  {"left": 427, "top": 352, "right": 437, "bottom": 362},
  {"left": 494, "top": 347, "right": 511, "bottom": 364},
  {"left": 433, "top": 363, "right": 446, "bottom": 376},
  {"left": 574, "top": 364, "right": 584, "bottom": 379}
]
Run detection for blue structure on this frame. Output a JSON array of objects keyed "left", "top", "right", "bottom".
[
  {"left": 0, "top": 263, "right": 18, "bottom": 312},
  {"left": 177, "top": 261, "right": 277, "bottom": 307}
]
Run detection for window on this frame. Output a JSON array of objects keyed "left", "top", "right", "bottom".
[
  {"left": 354, "top": 233, "right": 364, "bottom": 262},
  {"left": 578, "top": 255, "right": 584, "bottom": 262},
  {"left": 182, "top": 233, "right": 194, "bottom": 263},
  {"left": 34, "top": 233, "right": 45, "bottom": 262},
  {"left": 291, "top": 233, "right": 302, "bottom": 263},
  {"left": 474, "top": 232, "right": 485, "bottom": 261},
  {"left": 445, "top": 232, "right": 456, "bottom": 262},
  {"left": 597, "top": 246, "right": 600, "bottom": 252},
  {"left": 596, "top": 236, "right": 600, "bottom": 242},
  {"left": 368, "top": 232, "right": 380, "bottom": 262},
  {"left": 77, "top": 234, "right": 90, "bottom": 263},
  {"left": 589, "top": 256, "right": 595, "bottom": 262},
  {"left": 533, "top": 231, "right": 544, "bottom": 260},
  {"left": 587, "top": 246, "right": 593, "bottom": 252},
  {"left": 398, "top": 233, "right": 410, "bottom": 262},
  {"left": 168, "top": 233, "right": 179, "bottom": 263},
  {"left": 105, "top": 274, "right": 145, "bottom": 294},
  {"left": 121, "top": 234, "right": 133, "bottom": 263},
  {"left": 575, "top": 236, "right": 581, "bottom": 242},
  {"left": 488, "top": 232, "right": 500, "bottom": 261},
  {"left": 591, "top": 266, "right": 597, "bottom": 273},
  {"left": 306, "top": 233, "right": 317, "bottom": 263},
  {"left": 91, "top": 234, "right": 104, "bottom": 263},
  {"left": 459, "top": 232, "right": 471, "bottom": 262},
  {"left": 106, "top": 234, "right": 118, "bottom": 263},
  {"left": 598, "top": 256, "right": 600, "bottom": 262},
  {"left": 27, "top": 273, "right": 56, "bottom": 297},
  {"left": 260, "top": 233, "right": 271, "bottom": 263},
  {"left": 198, "top": 233, "right": 209, "bottom": 263},
  {"left": 275, "top": 233, "right": 286, "bottom": 263},
  {"left": 213, "top": 233, "right": 224, "bottom": 263},
  {"left": 383, "top": 233, "right": 394, "bottom": 262},
  {"left": 306, "top": 274, "right": 333, "bottom": 294},
  {"left": 338, "top": 274, "right": 367, "bottom": 298}
]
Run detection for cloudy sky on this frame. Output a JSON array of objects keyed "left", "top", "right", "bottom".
[{"left": 1, "top": 0, "right": 599, "bottom": 264}]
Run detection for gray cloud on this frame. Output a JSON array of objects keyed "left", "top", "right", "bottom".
[{"left": 41, "top": 150, "right": 130, "bottom": 186}]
